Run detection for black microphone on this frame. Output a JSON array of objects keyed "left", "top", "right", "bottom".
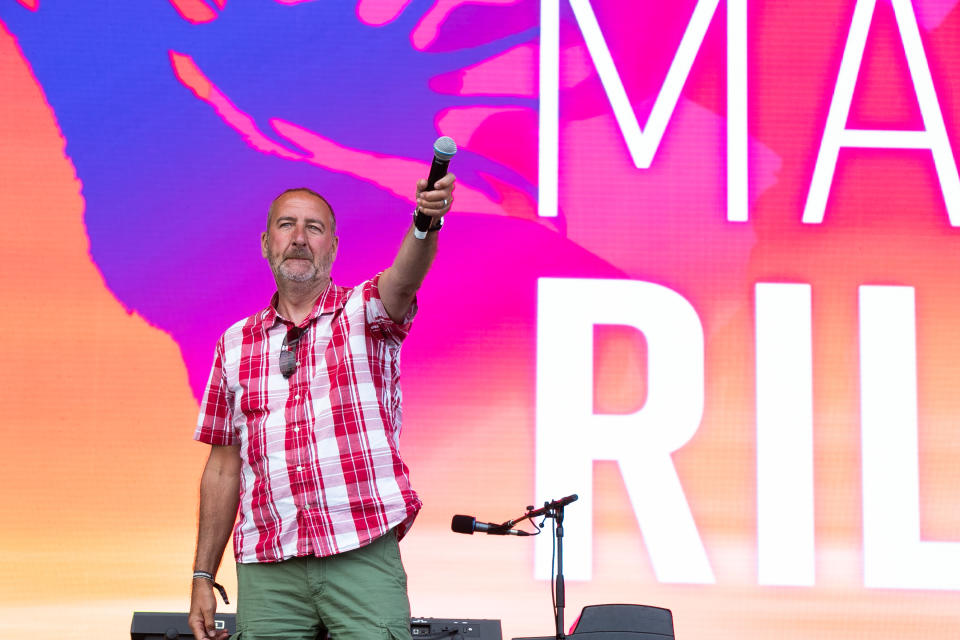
[
  {"left": 413, "top": 136, "right": 457, "bottom": 239},
  {"left": 451, "top": 515, "right": 531, "bottom": 536}
]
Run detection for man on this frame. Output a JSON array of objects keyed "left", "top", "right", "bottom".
[{"left": 188, "top": 174, "right": 455, "bottom": 640}]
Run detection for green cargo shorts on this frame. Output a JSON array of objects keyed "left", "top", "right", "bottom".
[{"left": 233, "top": 530, "right": 412, "bottom": 640}]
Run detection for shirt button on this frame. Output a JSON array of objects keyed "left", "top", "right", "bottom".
[
  {"left": 294, "top": 394, "right": 301, "bottom": 400},
  {"left": 296, "top": 466, "right": 303, "bottom": 472},
  {"left": 294, "top": 427, "right": 300, "bottom": 433}
]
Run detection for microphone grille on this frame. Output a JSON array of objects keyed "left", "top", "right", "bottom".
[
  {"left": 451, "top": 514, "right": 476, "bottom": 534},
  {"left": 433, "top": 136, "right": 457, "bottom": 160}
]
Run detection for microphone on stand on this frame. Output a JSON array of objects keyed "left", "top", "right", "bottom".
[{"left": 451, "top": 515, "right": 531, "bottom": 536}]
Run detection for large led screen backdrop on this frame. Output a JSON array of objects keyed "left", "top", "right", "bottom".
[{"left": 1, "top": 0, "right": 959, "bottom": 637}]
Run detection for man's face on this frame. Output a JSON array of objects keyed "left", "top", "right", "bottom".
[{"left": 261, "top": 192, "right": 339, "bottom": 286}]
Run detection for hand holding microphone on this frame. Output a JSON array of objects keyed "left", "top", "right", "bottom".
[{"left": 414, "top": 136, "right": 457, "bottom": 239}]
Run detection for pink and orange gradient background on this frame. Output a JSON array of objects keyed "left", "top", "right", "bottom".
[{"left": 2, "top": 0, "right": 960, "bottom": 638}]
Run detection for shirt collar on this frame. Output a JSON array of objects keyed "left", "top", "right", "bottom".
[{"left": 258, "top": 281, "right": 351, "bottom": 330}]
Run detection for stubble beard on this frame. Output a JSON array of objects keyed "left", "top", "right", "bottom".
[
  {"left": 278, "top": 259, "right": 317, "bottom": 283},
  {"left": 270, "top": 249, "right": 332, "bottom": 285}
]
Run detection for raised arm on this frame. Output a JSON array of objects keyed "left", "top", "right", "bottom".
[
  {"left": 379, "top": 173, "right": 456, "bottom": 322},
  {"left": 188, "top": 444, "right": 242, "bottom": 640}
]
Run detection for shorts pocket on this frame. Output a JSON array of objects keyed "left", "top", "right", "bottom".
[{"left": 380, "top": 618, "right": 412, "bottom": 640}]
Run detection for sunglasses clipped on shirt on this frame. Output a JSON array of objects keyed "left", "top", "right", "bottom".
[{"left": 279, "top": 327, "right": 304, "bottom": 379}]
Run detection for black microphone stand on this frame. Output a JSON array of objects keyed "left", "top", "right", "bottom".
[
  {"left": 508, "top": 495, "right": 577, "bottom": 640},
  {"left": 552, "top": 502, "right": 567, "bottom": 640}
]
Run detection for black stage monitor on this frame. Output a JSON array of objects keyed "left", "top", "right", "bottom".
[{"left": 513, "top": 603, "right": 674, "bottom": 640}]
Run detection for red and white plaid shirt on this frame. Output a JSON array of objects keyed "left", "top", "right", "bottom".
[{"left": 195, "top": 274, "right": 422, "bottom": 563}]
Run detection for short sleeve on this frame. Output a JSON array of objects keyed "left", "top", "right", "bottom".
[
  {"left": 194, "top": 336, "right": 237, "bottom": 446},
  {"left": 362, "top": 272, "right": 417, "bottom": 343}
]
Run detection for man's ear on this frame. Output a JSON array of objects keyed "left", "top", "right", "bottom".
[{"left": 261, "top": 231, "right": 269, "bottom": 259}]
